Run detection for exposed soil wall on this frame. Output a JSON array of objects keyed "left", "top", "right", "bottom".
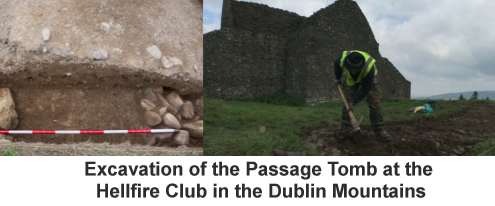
[{"left": 0, "top": 0, "right": 203, "bottom": 148}]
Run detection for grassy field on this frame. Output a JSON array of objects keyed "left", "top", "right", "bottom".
[
  {"left": 205, "top": 98, "right": 468, "bottom": 155},
  {"left": 469, "top": 138, "right": 495, "bottom": 155},
  {"left": 0, "top": 146, "right": 17, "bottom": 156}
]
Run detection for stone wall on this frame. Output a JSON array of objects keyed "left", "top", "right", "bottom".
[
  {"left": 205, "top": 0, "right": 410, "bottom": 102},
  {"left": 204, "top": 29, "right": 286, "bottom": 99},
  {"left": 222, "top": 0, "right": 304, "bottom": 36},
  {"left": 285, "top": 0, "right": 410, "bottom": 101}
]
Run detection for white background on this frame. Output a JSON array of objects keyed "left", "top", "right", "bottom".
[{"left": 0, "top": 156, "right": 492, "bottom": 205}]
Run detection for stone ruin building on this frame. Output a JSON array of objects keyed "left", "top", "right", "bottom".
[
  {"left": 0, "top": 0, "right": 203, "bottom": 147},
  {"left": 205, "top": 0, "right": 410, "bottom": 102}
]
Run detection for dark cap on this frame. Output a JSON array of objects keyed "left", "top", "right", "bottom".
[{"left": 345, "top": 51, "right": 365, "bottom": 70}]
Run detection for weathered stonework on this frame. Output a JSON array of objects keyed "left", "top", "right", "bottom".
[{"left": 205, "top": 0, "right": 410, "bottom": 102}]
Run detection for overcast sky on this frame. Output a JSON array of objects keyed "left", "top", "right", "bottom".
[{"left": 203, "top": 0, "right": 495, "bottom": 97}]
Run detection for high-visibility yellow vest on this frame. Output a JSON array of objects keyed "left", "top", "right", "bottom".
[{"left": 339, "top": 50, "right": 377, "bottom": 86}]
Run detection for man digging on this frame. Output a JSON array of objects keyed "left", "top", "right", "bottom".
[{"left": 334, "top": 50, "right": 392, "bottom": 142}]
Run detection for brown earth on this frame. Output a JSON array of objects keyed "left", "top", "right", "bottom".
[
  {"left": 305, "top": 102, "right": 495, "bottom": 155},
  {"left": 5, "top": 86, "right": 204, "bottom": 150},
  {"left": 11, "top": 86, "right": 148, "bottom": 144}
]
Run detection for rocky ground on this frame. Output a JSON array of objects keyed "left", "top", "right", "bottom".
[
  {"left": 0, "top": 138, "right": 201, "bottom": 156},
  {"left": 139, "top": 87, "right": 204, "bottom": 147},
  {"left": 305, "top": 102, "right": 495, "bottom": 155}
]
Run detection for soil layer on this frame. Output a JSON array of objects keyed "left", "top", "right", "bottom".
[{"left": 305, "top": 102, "right": 495, "bottom": 155}]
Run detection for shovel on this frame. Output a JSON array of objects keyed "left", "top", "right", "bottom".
[{"left": 336, "top": 84, "right": 361, "bottom": 132}]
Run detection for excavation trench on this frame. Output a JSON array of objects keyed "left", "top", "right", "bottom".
[
  {"left": 0, "top": 0, "right": 203, "bottom": 151},
  {"left": 11, "top": 86, "right": 149, "bottom": 144},
  {"left": 5, "top": 80, "right": 203, "bottom": 147},
  {"left": 304, "top": 102, "right": 495, "bottom": 155}
]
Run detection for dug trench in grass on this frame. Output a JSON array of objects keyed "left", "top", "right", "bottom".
[{"left": 204, "top": 98, "right": 472, "bottom": 155}]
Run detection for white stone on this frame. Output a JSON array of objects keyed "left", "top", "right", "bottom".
[
  {"left": 165, "top": 91, "right": 184, "bottom": 113},
  {"left": 0, "top": 88, "right": 18, "bottom": 129},
  {"left": 174, "top": 130, "right": 190, "bottom": 146},
  {"left": 41, "top": 28, "right": 51, "bottom": 42},
  {"left": 101, "top": 22, "right": 111, "bottom": 33},
  {"left": 180, "top": 101, "right": 195, "bottom": 120},
  {"left": 163, "top": 113, "right": 181, "bottom": 129},
  {"left": 158, "top": 107, "right": 168, "bottom": 116},
  {"left": 146, "top": 45, "right": 162, "bottom": 59},
  {"left": 91, "top": 48, "right": 109, "bottom": 60},
  {"left": 182, "top": 120, "right": 203, "bottom": 139},
  {"left": 161, "top": 56, "right": 183, "bottom": 68},
  {"left": 143, "top": 88, "right": 158, "bottom": 103},
  {"left": 140, "top": 99, "right": 156, "bottom": 111},
  {"left": 259, "top": 125, "right": 266, "bottom": 133}
]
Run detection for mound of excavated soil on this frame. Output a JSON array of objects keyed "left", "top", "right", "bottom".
[{"left": 305, "top": 102, "right": 495, "bottom": 155}]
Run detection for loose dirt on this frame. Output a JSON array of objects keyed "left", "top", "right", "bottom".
[
  {"left": 0, "top": 138, "right": 202, "bottom": 156},
  {"left": 305, "top": 102, "right": 495, "bottom": 155}
]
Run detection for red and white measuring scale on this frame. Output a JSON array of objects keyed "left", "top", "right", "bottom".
[{"left": 0, "top": 128, "right": 177, "bottom": 135}]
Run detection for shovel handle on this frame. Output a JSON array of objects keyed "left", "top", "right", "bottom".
[{"left": 337, "top": 85, "right": 361, "bottom": 131}]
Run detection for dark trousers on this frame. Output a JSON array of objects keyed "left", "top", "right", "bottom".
[{"left": 340, "top": 83, "right": 384, "bottom": 131}]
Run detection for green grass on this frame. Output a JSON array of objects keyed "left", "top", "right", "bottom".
[
  {"left": 1, "top": 147, "right": 17, "bottom": 156},
  {"left": 205, "top": 98, "right": 468, "bottom": 155},
  {"left": 469, "top": 138, "right": 495, "bottom": 155}
]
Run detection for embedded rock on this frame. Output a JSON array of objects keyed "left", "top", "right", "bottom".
[
  {"left": 140, "top": 99, "right": 156, "bottom": 111},
  {"left": 158, "top": 107, "right": 168, "bottom": 116},
  {"left": 163, "top": 113, "right": 181, "bottom": 129},
  {"left": 166, "top": 91, "right": 184, "bottom": 112},
  {"left": 0, "top": 88, "right": 18, "bottom": 129},
  {"left": 161, "top": 56, "right": 184, "bottom": 69},
  {"left": 91, "top": 48, "right": 109, "bottom": 60},
  {"left": 146, "top": 45, "right": 162, "bottom": 59},
  {"left": 148, "top": 133, "right": 174, "bottom": 146},
  {"left": 182, "top": 120, "right": 203, "bottom": 139},
  {"left": 180, "top": 101, "right": 195, "bottom": 120},
  {"left": 144, "top": 111, "right": 162, "bottom": 127},
  {"left": 194, "top": 97, "right": 203, "bottom": 118},
  {"left": 143, "top": 88, "right": 159, "bottom": 103},
  {"left": 41, "top": 28, "right": 50, "bottom": 42},
  {"left": 158, "top": 95, "right": 170, "bottom": 107},
  {"left": 174, "top": 130, "right": 190, "bottom": 146}
]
